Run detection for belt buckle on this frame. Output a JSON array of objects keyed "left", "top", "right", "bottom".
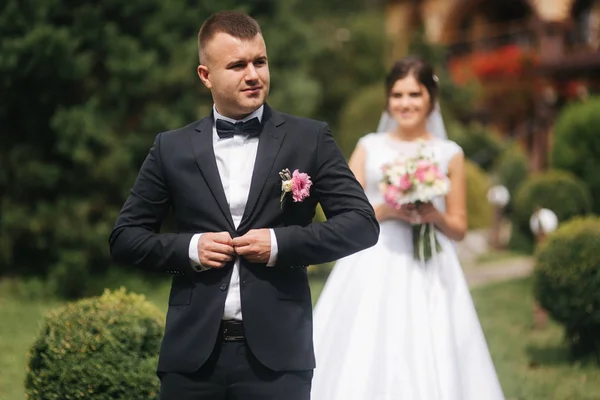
[
  {"left": 222, "top": 323, "right": 244, "bottom": 342},
  {"left": 223, "top": 334, "right": 245, "bottom": 342}
]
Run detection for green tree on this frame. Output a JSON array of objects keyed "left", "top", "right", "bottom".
[
  {"left": 0, "top": 0, "right": 299, "bottom": 296},
  {"left": 308, "top": 11, "right": 388, "bottom": 134},
  {"left": 0, "top": 0, "right": 387, "bottom": 297}
]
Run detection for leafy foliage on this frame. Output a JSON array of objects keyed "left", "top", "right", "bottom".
[
  {"left": 0, "top": 0, "right": 385, "bottom": 297},
  {"left": 550, "top": 97, "right": 600, "bottom": 213},
  {"left": 338, "top": 83, "right": 386, "bottom": 158},
  {"left": 25, "top": 288, "right": 164, "bottom": 399},
  {"left": 492, "top": 142, "right": 530, "bottom": 213},
  {"left": 510, "top": 170, "right": 592, "bottom": 253},
  {"left": 447, "top": 122, "right": 505, "bottom": 171},
  {"left": 534, "top": 217, "right": 600, "bottom": 361}
]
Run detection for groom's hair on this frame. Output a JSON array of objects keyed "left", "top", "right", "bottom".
[
  {"left": 198, "top": 11, "right": 262, "bottom": 64},
  {"left": 385, "top": 56, "right": 439, "bottom": 113}
]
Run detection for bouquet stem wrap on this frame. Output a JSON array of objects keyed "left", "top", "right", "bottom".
[{"left": 412, "top": 222, "right": 442, "bottom": 263}]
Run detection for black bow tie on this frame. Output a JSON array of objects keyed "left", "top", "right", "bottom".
[{"left": 216, "top": 117, "right": 262, "bottom": 139}]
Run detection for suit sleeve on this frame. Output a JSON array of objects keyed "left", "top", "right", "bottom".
[
  {"left": 109, "top": 133, "right": 194, "bottom": 275},
  {"left": 273, "top": 123, "right": 379, "bottom": 266}
]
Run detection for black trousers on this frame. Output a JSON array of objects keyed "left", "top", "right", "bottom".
[{"left": 158, "top": 339, "right": 313, "bottom": 400}]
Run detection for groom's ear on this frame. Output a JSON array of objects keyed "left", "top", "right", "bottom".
[{"left": 197, "top": 65, "right": 212, "bottom": 89}]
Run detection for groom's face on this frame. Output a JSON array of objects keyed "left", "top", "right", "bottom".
[{"left": 198, "top": 32, "right": 270, "bottom": 119}]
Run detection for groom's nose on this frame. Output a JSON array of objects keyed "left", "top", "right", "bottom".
[{"left": 244, "top": 64, "right": 259, "bottom": 81}]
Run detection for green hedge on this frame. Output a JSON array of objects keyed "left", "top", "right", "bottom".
[
  {"left": 550, "top": 97, "right": 600, "bottom": 213},
  {"left": 509, "top": 170, "right": 592, "bottom": 253},
  {"left": 466, "top": 159, "right": 493, "bottom": 229},
  {"left": 26, "top": 288, "right": 164, "bottom": 400},
  {"left": 534, "top": 217, "right": 600, "bottom": 360}
]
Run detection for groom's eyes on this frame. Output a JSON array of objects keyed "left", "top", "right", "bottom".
[{"left": 227, "top": 58, "right": 267, "bottom": 70}]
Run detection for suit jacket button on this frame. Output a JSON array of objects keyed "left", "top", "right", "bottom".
[{"left": 220, "top": 282, "right": 228, "bottom": 291}]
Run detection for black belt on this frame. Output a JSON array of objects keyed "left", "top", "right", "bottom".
[{"left": 220, "top": 320, "right": 245, "bottom": 342}]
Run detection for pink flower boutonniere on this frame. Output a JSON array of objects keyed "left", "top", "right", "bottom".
[{"left": 279, "top": 168, "right": 312, "bottom": 208}]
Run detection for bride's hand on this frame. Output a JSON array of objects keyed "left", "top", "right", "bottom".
[
  {"left": 416, "top": 202, "right": 442, "bottom": 224},
  {"left": 374, "top": 203, "right": 415, "bottom": 223}
]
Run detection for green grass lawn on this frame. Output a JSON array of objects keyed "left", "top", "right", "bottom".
[
  {"left": 0, "top": 294, "right": 62, "bottom": 400},
  {"left": 475, "top": 249, "right": 530, "bottom": 266},
  {"left": 472, "top": 278, "right": 600, "bottom": 400},
  {"left": 1, "top": 276, "right": 599, "bottom": 400}
]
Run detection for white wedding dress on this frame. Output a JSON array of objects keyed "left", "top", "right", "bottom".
[{"left": 311, "top": 133, "right": 505, "bottom": 400}]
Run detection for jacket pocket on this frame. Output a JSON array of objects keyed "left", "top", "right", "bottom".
[{"left": 168, "top": 283, "right": 193, "bottom": 306}]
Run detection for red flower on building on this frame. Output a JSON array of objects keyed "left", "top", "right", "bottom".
[{"left": 449, "top": 45, "right": 539, "bottom": 84}]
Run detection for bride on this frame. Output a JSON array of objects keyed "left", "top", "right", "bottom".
[{"left": 311, "top": 56, "right": 505, "bottom": 400}]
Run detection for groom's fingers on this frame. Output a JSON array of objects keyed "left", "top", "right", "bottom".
[
  {"left": 231, "top": 236, "right": 250, "bottom": 247},
  {"left": 207, "top": 242, "right": 236, "bottom": 255},
  {"left": 234, "top": 247, "right": 270, "bottom": 264},
  {"left": 232, "top": 229, "right": 270, "bottom": 247},
  {"left": 233, "top": 244, "right": 252, "bottom": 255},
  {"left": 198, "top": 232, "right": 237, "bottom": 268},
  {"left": 231, "top": 229, "right": 271, "bottom": 263},
  {"left": 212, "top": 232, "right": 234, "bottom": 245}
]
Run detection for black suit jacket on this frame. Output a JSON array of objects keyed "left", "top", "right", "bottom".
[{"left": 109, "top": 104, "right": 379, "bottom": 373}]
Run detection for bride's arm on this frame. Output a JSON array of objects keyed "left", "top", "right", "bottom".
[
  {"left": 423, "top": 152, "right": 467, "bottom": 241},
  {"left": 348, "top": 143, "right": 367, "bottom": 188},
  {"left": 348, "top": 143, "right": 413, "bottom": 224}
]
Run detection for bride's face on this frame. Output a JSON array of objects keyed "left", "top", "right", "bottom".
[{"left": 387, "top": 74, "right": 431, "bottom": 131}]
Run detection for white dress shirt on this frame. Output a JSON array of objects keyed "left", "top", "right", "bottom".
[{"left": 188, "top": 105, "right": 278, "bottom": 321}]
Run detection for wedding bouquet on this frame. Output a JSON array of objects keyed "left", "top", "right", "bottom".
[{"left": 380, "top": 145, "right": 450, "bottom": 262}]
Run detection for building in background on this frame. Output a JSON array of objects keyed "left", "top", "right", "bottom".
[{"left": 386, "top": 0, "right": 600, "bottom": 171}]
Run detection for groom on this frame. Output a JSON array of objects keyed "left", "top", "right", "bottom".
[{"left": 109, "top": 10, "right": 378, "bottom": 400}]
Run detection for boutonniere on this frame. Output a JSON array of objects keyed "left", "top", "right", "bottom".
[{"left": 279, "top": 168, "right": 312, "bottom": 209}]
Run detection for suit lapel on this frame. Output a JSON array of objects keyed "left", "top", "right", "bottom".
[
  {"left": 239, "top": 105, "right": 286, "bottom": 231},
  {"left": 190, "top": 116, "right": 235, "bottom": 231}
]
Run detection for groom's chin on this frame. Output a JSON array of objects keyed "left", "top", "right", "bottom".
[{"left": 241, "top": 96, "right": 267, "bottom": 111}]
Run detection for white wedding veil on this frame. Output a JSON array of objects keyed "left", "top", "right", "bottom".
[{"left": 376, "top": 101, "right": 448, "bottom": 139}]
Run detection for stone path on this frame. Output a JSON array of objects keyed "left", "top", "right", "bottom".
[
  {"left": 463, "top": 257, "right": 534, "bottom": 288},
  {"left": 456, "top": 229, "right": 534, "bottom": 288}
]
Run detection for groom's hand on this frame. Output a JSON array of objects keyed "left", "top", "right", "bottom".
[
  {"left": 197, "top": 232, "right": 236, "bottom": 268},
  {"left": 232, "top": 229, "right": 271, "bottom": 263}
]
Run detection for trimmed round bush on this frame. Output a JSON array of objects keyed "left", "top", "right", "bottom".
[
  {"left": 550, "top": 97, "right": 600, "bottom": 213},
  {"left": 26, "top": 288, "right": 164, "bottom": 400},
  {"left": 465, "top": 159, "right": 493, "bottom": 229},
  {"left": 534, "top": 217, "right": 600, "bottom": 360},
  {"left": 510, "top": 170, "right": 592, "bottom": 253}
]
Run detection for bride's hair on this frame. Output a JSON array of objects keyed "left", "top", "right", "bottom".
[{"left": 385, "top": 56, "right": 439, "bottom": 113}]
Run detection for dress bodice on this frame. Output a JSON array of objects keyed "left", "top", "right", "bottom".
[{"left": 358, "top": 133, "right": 463, "bottom": 214}]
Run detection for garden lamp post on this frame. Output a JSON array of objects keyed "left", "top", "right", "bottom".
[
  {"left": 529, "top": 207, "right": 558, "bottom": 244},
  {"left": 529, "top": 207, "right": 558, "bottom": 329},
  {"left": 487, "top": 185, "right": 510, "bottom": 249}
]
